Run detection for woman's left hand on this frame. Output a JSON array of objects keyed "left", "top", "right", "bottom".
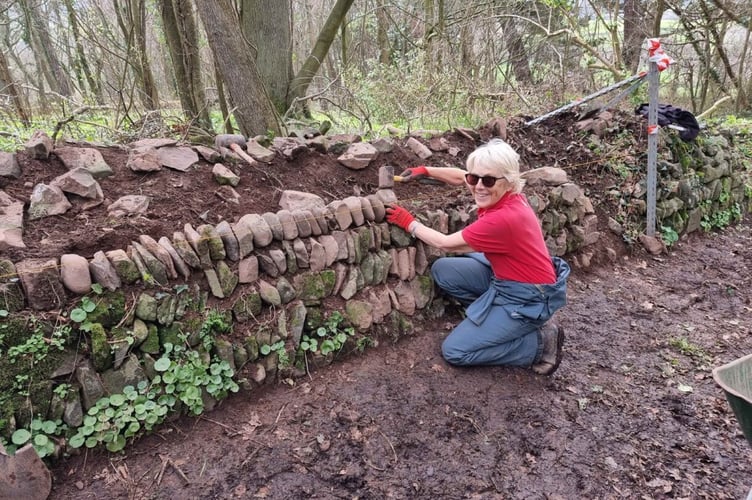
[{"left": 385, "top": 205, "right": 416, "bottom": 231}]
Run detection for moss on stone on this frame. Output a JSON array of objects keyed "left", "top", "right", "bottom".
[
  {"left": 139, "top": 322, "right": 161, "bottom": 354},
  {"left": 89, "top": 323, "right": 113, "bottom": 372},
  {"left": 159, "top": 321, "right": 184, "bottom": 349},
  {"left": 85, "top": 290, "right": 126, "bottom": 328},
  {"left": 319, "top": 270, "right": 336, "bottom": 296}
]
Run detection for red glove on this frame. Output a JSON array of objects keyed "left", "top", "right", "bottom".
[
  {"left": 398, "top": 166, "right": 429, "bottom": 182},
  {"left": 385, "top": 205, "right": 416, "bottom": 232}
]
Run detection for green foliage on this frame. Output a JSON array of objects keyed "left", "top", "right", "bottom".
[
  {"left": 69, "top": 286, "right": 104, "bottom": 332},
  {"left": 6, "top": 418, "right": 67, "bottom": 458},
  {"left": 260, "top": 340, "right": 290, "bottom": 368},
  {"left": 700, "top": 202, "right": 742, "bottom": 232},
  {"left": 300, "top": 311, "right": 355, "bottom": 357},
  {"left": 660, "top": 225, "right": 679, "bottom": 247},
  {"left": 69, "top": 317, "right": 239, "bottom": 452},
  {"left": 668, "top": 336, "right": 711, "bottom": 364},
  {"left": 68, "top": 382, "right": 172, "bottom": 453},
  {"left": 153, "top": 342, "right": 238, "bottom": 416},
  {"left": 6, "top": 317, "right": 66, "bottom": 364}
]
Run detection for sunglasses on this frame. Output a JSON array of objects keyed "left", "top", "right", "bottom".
[{"left": 464, "top": 173, "right": 505, "bottom": 188}]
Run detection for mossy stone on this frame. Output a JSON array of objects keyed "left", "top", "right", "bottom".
[
  {"left": 244, "top": 336, "right": 259, "bottom": 361},
  {"left": 135, "top": 293, "right": 158, "bottom": 322},
  {"left": 89, "top": 323, "right": 113, "bottom": 372},
  {"left": 139, "top": 323, "right": 161, "bottom": 354},
  {"left": 86, "top": 290, "right": 126, "bottom": 328}
]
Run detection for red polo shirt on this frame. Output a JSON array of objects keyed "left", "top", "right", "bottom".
[{"left": 461, "top": 192, "right": 556, "bottom": 284}]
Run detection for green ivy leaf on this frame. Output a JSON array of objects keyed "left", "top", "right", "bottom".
[
  {"left": 106, "top": 435, "right": 126, "bottom": 452},
  {"left": 41, "top": 421, "right": 57, "bottom": 434},
  {"left": 68, "top": 434, "right": 85, "bottom": 448},
  {"left": 70, "top": 308, "right": 87, "bottom": 323},
  {"left": 154, "top": 357, "right": 171, "bottom": 372},
  {"left": 109, "top": 394, "right": 126, "bottom": 407},
  {"left": 11, "top": 429, "right": 31, "bottom": 445}
]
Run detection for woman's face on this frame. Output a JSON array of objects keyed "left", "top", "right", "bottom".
[{"left": 465, "top": 167, "right": 510, "bottom": 209}]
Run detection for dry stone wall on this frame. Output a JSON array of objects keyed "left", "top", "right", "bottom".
[{"left": 0, "top": 124, "right": 749, "bottom": 454}]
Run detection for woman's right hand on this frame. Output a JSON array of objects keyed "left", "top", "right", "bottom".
[{"left": 397, "top": 166, "right": 429, "bottom": 182}]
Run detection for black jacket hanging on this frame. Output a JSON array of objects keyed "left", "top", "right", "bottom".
[{"left": 635, "top": 104, "right": 700, "bottom": 141}]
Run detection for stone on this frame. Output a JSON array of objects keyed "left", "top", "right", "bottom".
[
  {"left": 15, "top": 258, "right": 66, "bottom": 310},
  {"left": 0, "top": 151, "right": 21, "bottom": 186},
  {"left": 262, "top": 212, "right": 283, "bottom": 241},
  {"left": 24, "top": 130, "right": 53, "bottom": 159},
  {"left": 60, "top": 254, "right": 92, "bottom": 294},
  {"left": 157, "top": 145, "right": 199, "bottom": 171},
  {"left": 337, "top": 142, "right": 378, "bottom": 169},
  {"left": 107, "top": 195, "right": 150, "bottom": 217},
  {"left": 212, "top": 163, "right": 240, "bottom": 186},
  {"left": 139, "top": 234, "right": 177, "bottom": 279},
  {"left": 278, "top": 190, "right": 326, "bottom": 211},
  {"left": 405, "top": 136, "right": 433, "bottom": 159},
  {"left": 89, "top": 250, "right": 122, "bottom": 291},
  {"left": 291, "top": 209, "right": 313, "bottom": 237},
  {"left": 238, "top": 256, "right": 259, "bottom": 283},
  {"left": 172, "top": 230, "right": 203, "bottom": 269},
  {"left": 277, "top": 209, "right": 298, "bottom": 240},
  {"left": 55, "top": 146, "right": 113, "bottom": 178},
  {"left": 27, "top": 184, "right": 72, "bottom": 220},
  {"left": 215, "top": 221, "right": 240, "bottom": 261},
  {"left": 157, "top": 236, "right": 191, "bottom": 279},
  {"left": 238, "top": 213, "right": 273, "bottom": 247},
  {"left": 105, "top": 249, "right": 141, "bottom": 284},
  {"left": 127, "top": 146, "right": 162, "bottom": 172}
]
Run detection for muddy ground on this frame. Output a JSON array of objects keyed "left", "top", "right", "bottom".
[{"left": 3, "top": 112, "right": 751, "bottom": 498}]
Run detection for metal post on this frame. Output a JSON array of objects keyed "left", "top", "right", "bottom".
[{"left": 646, "top": 60, "right": 659, "bottom": 237}]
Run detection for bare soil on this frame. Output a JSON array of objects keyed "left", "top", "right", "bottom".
[{"left": 4, "top": 112, "right": 752, "bottom": 498}]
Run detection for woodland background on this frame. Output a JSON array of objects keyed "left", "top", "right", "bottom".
[{"left": 0, "top": 0, "right": 751, "bottom": 147}]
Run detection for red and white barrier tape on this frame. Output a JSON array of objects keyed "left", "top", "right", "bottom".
[{"left": 647, "top": 38, "right": 674, "bottom": 72}]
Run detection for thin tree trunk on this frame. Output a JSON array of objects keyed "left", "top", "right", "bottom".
[
  {"left": 376, "top": 0, "right": 390, "bottom": 64},
  {"left": 19, "top": 0, "right": 72, "bottom": 97},
  {"left": 160, "top": 0, "right": 211, "bottom": 129},
  {"left": 288, "top": 0, "right": 355, "bottom": 111},
  {"left": 0, "top": 48, "right": 31, "bottom": 125},
  {"left": 62, "top": 0, "right": 102, "bottom": 103},
  {"left": 114, "top": 0, "right": 159, "bottom": 111}
]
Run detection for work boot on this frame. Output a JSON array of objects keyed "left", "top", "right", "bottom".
[{"left": 532, "top": 323, "right": 565, "bottom": 376}]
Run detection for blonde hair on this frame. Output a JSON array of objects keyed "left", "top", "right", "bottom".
[{"left": 466, "top": 138, "right": 525, "bottom": 193}]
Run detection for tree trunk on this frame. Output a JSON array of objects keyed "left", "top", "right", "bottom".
[
  {"left": 376, "top": 0, "right": 390, "bottom": 64},
  {"left": 502, "top": 19, "right": 533, "bottom": 85},
  {"left": 239, "top": 0, "right": 293, "bottom": 115},
  {"left": 622, "top": 0, "right": 644, "bottom": 73},
  {"left": 288, "top": 0, "right": 355, "bottom": 112},
  {"left": 159, "top": 0, "right": 212, "bottom": 130},
  {"left": 194, "top": 0, "right": 282, "bottom": 137},
  {"left": 114, "top": 0, "right": 159, "bottom": 111},
  {"left": 62, "top": 0, "right": 102, "bottom": 103},
  {"left": 19, "top": 0, "right": 73, "bottom": 98},
  {"left": 0, "top": 48, "right": 31, "bottom": 125}
]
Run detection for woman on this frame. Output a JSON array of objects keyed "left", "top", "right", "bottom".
[{"left": 386, "top": 138, "right": 570, "bottom": 375}]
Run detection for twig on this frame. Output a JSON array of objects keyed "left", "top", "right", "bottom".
[
  {"left": 275, "top": 403, "right": 287, "bottom": 424},
  {"left": 378, "top": 430, "right": 398, "bottom": 463},
  {"left": 169, "top": 459, "right": 190, "bottom": 485},
  {"left": 199, "top": 415, "right": 238, "bottom": 433},
  {"left": 155, "top": 455, "right": 169, "bottom": 485},
  {"left": 364, "top": 458, "right": 386, "bottom": 471},
  {"left": 240, "top": 447, "right": 262, "bottom": 468}
]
